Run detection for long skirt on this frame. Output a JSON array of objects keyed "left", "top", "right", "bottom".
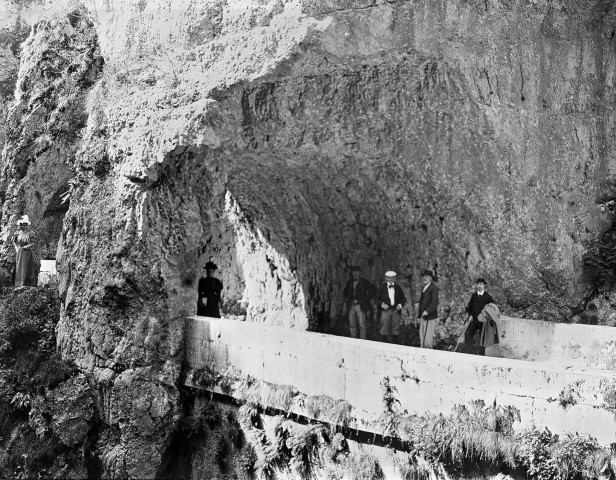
[
  {"left": 197, "top": 296, "right": 221, "bottom": 318},
  {"left": 15, "top": 247, "right": 37, "bottom": 286}
]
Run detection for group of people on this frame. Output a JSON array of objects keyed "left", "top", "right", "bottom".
[
  {"left": 12, "top": 210, "right": 498, "bottom": 355},
  {"left": 344, "top": 266, "right": 499, "bottom": 354},
  {"left": 195, "top": 258, "right": 498, "bottom": 354}
]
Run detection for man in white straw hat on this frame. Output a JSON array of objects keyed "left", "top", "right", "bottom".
[
  {"left": 13, "top": 215, "right": 37, "bottom": 286},
  {"left": 374, "top": 270, "right": 406, "bottom": 343}
]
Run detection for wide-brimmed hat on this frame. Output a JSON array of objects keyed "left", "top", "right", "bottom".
[
  {"left": 205, "top": 260, "right": 218, "bottom": 270},
  {"left": 16, "top": 215, "right": 31, "bottom": 226},
  {"left": 385, "top": 270, "right": 397, "bottom": 277},
  {"left": 421, "top": 269, "right": 434, "bottom": 278}
]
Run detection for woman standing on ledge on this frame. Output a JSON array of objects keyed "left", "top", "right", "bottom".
[
  {"left": 13, "top": 215, "right": 38, "bottom": 287},
  {"left": 197, "top": 260, "right": 223, "bottom": 318}
]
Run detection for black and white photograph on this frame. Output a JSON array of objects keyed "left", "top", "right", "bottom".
[{"left": 0, "top": 0, "right": 615, "bottom": 478}]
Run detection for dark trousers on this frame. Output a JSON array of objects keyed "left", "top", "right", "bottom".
[{"left": 465, "top": 318, "right": 483, "bottom": 350}]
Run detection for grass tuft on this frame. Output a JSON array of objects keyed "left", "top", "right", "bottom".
[{"left": 395, "top": 401, "right": 616, "bottom": 480}]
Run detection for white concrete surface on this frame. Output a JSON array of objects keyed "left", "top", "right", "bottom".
[
  {"left": 37, "top": 259, "right": 57, "bottom": 285},
  {"left": 487, "top": 315, "right": 616, "bottom": 370},
  {"left": 186, "top": 316, "right": 616, "bottom": 445}
]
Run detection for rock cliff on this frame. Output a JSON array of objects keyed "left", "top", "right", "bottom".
[
  {"left": 59, "top": 0, "right": 616, "bottom": 329},
  {"left": 1, "top": 0, "right": 616, "bottom": 476}
]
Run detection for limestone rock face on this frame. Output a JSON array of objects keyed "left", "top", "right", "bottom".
[
  {"left": 0, "top": 4, "right": 103, "bottom": 277},
  {"left": 30, "top": 373, "right": 95, "bottom": 447},
  {"left": 0, "top": 2, "right": 29, "bottom": 171},
  {"left": 64, "top": 0, "right": 616, "bottom": 326},
  {"left": 1, "top": 0, "right": 616, "bottom": 476}
]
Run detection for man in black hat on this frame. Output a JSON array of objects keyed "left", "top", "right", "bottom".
[
  {"left": 197, "top": 260, "right": 224, "bottom": 318},
  {"left": 343, "top": 265, "right": 376, "bottom": 339},
  {"left": 464, "top": 277, "right": 495, "bottom": 354},
  {"left": 417, "top": 270, "right": 439, "bottom": 348}
]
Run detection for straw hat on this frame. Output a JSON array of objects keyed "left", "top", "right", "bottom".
[{"left": 16, "top": 215, "right": 31, "bottom": 226}]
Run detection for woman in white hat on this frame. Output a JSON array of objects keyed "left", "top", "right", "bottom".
[{"left": 13, "top": 215, "right": 37, "bottom": 286}]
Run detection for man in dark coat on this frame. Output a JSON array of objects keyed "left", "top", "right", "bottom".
[
  {"left": 197, "top": 260, "right": 224, "bottom": 318},
  {"left": 464, "top": 277, "right": 495, "bottom": 354},
  {"left": 343, "top": 266, "right": 376, "bottom": 339},
  {"left": 417, "top": 269, "right": 439, "bottom": 348},
  {"left": 374, "top": 271, "right": 406, "bottom": 344}
]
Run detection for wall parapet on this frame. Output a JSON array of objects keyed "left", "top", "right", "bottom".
[
  {"left": 488, "top": 315, "right": 616, "bottom": 370},
  {"left": 185, "top": 316, "right": 616, "bottom": 444}
]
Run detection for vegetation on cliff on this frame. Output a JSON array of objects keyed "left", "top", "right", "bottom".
[
  {"left": 377, "top": 376, "right": 615, "bottom": 480},
  {"left": 0, "top": 285, "right": 91, "bottom": 479},
  {"left": 177, "top": 376, "right": 616, "bottom": 480},
  {"left": 395, "top": 402, "right": 612, "bottom": 480},
  {"left": 230, "top": 396, "right": 616, "bottom": 480}
]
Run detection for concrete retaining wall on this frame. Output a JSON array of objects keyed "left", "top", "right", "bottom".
[
  {"left": 38, "top": 259, "right": 57, "bottom": 285},
  {"left": 186, "top": 316, "right": 616, "bottom": 444},
  {"left": 487, "top": 315, "right": 616, "bottom": 370}
]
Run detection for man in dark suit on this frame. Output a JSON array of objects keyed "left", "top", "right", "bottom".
[
  {"left": 417, "top": 269, "right": 439, "bottom": 348},
  {"left": 464, "top": 277, "right": 495, "bottom": 354},
  {"left": 197, "top": 260, "right": 224, "bottom": 318},
  {"left": 374, "top": 271, "right": 406, "bottom": 344},
  {"left": 343, "top": 266, "right": 376, "bottom": 339}
]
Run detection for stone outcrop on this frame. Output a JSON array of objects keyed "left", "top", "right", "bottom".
[
  {"left": 57, "top": 0, "right": 616, "bottom": 329},
  {"left": 0, "top": 2, "right": 29, "bottom": 184},
  {"left": 1, "top": 0, "right": 616, "bottom": 476},
  {"left": 0, "top": 3, "right": 103, "bottom": 277}
]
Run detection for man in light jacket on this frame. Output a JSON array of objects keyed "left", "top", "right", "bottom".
[{"left": 374, "top": 271, "right": 406, "bottom": 344}]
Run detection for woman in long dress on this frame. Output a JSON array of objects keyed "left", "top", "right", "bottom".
[
  {"left": 13, "top": 215, "right": 37, "bottom": 287},
  {"left": 197, "top": 260, "right": 223, "bottom": 317}
]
